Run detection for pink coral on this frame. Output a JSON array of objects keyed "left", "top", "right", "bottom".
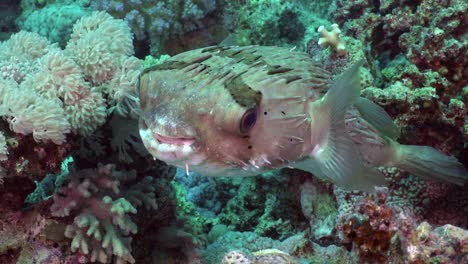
[{"left": 51, "top": 164, "right": 157, "bottom": 264}]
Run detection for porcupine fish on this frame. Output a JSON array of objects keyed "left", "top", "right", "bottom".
[{"left": 138, "top": 45, "right": 467, "bottom": 191}]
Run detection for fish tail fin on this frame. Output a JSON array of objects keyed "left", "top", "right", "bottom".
[
  {"left": 306, "top": 61, "right": 386, "bottom": 191},
  {"left": 393, "top": 143, "right": 468, "bottom": 186}
]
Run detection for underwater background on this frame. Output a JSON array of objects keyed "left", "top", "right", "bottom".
[{"left": 0, "top": 0, "right": 467, "bottom": 263}]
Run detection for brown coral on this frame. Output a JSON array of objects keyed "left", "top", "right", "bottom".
[{"left": 339, "top": 191, "right": 395, "bottom": 262}]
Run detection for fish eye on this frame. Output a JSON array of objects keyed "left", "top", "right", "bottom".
[{"left": 240, "top": 108, "right": 257, "bottom": 134}]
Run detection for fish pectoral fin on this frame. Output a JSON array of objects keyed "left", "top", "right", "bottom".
[
  {"left": 297, "top": 60, "right": 386, "bottom": 192},
  {"left": 355, "top": 97, "right": 401, "bottom": 140},
  {"left": 293, "top": 141, "right": 386, "bottom": 192},
  {"left": 309, "top": 123, "right": 385, "bottom": 192}
]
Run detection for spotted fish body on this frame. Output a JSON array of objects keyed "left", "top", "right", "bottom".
[
  {"left": 139, "top": 46, "right": 330, "bottom": 174},
  {"left": 139, "top": 45, "right": 467, "bottom": 191}
]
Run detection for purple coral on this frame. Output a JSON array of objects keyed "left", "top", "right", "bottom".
[{"left": 90, "top": 0, "right": 217, "bottom": 54}]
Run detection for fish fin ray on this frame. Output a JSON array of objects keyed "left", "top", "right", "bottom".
[
  {"left": 313, "top": 123, "right": 384, "bottom": 191},
  {"left": 355, "top": 97, "right": 401, "bottom": 140},
  {"left": 322, "top": 60, "right": 362, "bottom": 121},
  {"left": 394, "top": 143, "right": 468, "bottom": 186},
  {"left": 301, "top": 61, "right": 385, "bottom": 191}
]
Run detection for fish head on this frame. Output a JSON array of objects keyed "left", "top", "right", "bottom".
[
  {"left": 139, "top": 69, "right": 268, "bottom": 176},
  {"left": 138, "top": 46, "right": 330, "bottom": 176}
]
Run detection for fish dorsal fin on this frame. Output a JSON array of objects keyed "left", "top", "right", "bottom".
[
  {"left": 355, "top": 97, "right": 401, "bottom": 140},
  {"left": 296, "top": 61, "right": 386, "bottom": 191}
]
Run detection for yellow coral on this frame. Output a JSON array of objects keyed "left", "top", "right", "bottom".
[{"left": 317, "top": 24, "right": 347, "bottom": 56}]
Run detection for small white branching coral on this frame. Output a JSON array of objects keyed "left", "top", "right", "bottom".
[
  {"left": 317, "top": 24, "right": 347, "bottom": 56},
  {"left": 50, "top": 164, "right": 157, "bottom": 264}
]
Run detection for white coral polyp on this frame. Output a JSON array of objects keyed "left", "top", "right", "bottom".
[
  {"left": 67, "top": 34, "right": 117, "bottom": 85},
  {"left": 0, "top": 31, "right": 52, "bottom": 61},
  {"left": 22, "top": 50, "right": 85, "bottom": 101},
  {"left": 2, "top": 86, "right": 70, "bottom": 144},
  {"left": 107, "top": 56, "right": 142, "bottom": 117},
  {"left": 70, "top": 11, "right": 133, "bottom": 56},
  {"left": 66, "top": 11, "right": 134, "bottom": 85},
  {"left": 64, "top": 89, "right": 107, "bottom": 136}
]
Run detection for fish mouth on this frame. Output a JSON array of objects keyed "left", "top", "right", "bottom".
[
  {"left": 139, "top": 128, "right": 206, "bottom": 165},
  {"left": 153, "top": 133, "right": 196, "bottom": 146}
]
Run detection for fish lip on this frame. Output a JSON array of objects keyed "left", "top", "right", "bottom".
[{"left": 153, "top": 133, "right": 196, "bottom": 146}]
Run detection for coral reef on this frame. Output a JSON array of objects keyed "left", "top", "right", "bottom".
[
  {"left": 300, "top": 178, "right": 337, "bottom": 240},
  {"left": 17, "top": 3, "right": 92, "bottom": 47},
  {"left": 337, "top": 190, "right": 395, "bottom": 262},
  {"left": 90, "top": 0, "right": 219, "bottom": 55},
  {"left": 50, "top": 163, "right": 157, "bottom": 263},
  {"left": 0, "top": 1, "right": 466, "bottom": 263},
  {"left": 0, "top": 11, "right": 142, "bottom": 181},
  {"left": 399, "top": 221, "right": 468, "bottom": 263},
  {"left": 221, "top": 249, "right": 297, "bottom": 264}
]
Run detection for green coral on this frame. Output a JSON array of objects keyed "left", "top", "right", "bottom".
[
  {"left": 171, "top": 180, "right": 213, "bottom": 237},
  {"left": 142, "top": 54, "right": 172, "bottom": 69},
  {"left": 17, "top": 3, "right": 91, "bottom": 47}
]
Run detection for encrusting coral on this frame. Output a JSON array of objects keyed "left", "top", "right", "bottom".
[
  {"left": 222, "top": 249, "right": 297, "bottom": 264},
  {"left": 90, "top": 0, "right": 218, "bottom": 55}
]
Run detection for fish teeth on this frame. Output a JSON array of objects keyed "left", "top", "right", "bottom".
[
  {"left": 181, "top": 144, "right": 192, "bottom": 155},
  {"left": 158, "top": 143, "right": 178, "bottom": 153}
]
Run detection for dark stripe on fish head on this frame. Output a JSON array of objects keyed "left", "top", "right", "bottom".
[{"left": 225, "top": 74, "right": 262, "bottom": 109}]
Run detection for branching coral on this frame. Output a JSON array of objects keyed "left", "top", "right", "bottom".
[
  {"left": 50, "top": 163, "right": 157, "bottom": 264},
  {"left": 317, "top": 24, "right": 347, "bottom": 56}
]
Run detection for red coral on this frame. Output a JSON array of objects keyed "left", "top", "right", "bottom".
[{"left": 338, "top": 191, "right": 395, "bottom": 262}]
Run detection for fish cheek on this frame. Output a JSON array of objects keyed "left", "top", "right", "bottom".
[{"left": 197, "top": 113, "right": 252, "bottom": 165}]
